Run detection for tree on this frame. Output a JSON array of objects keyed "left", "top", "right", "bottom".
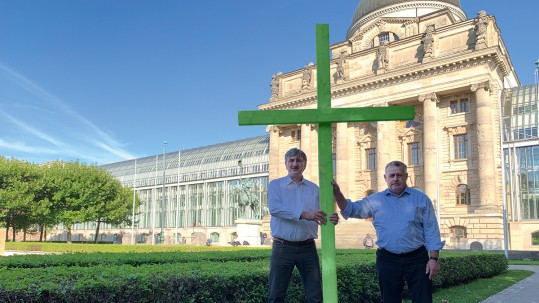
[
  {"left": 80, "top": 165, "right": 140, "bottom": 244},
  {"left": 0, "top": 157, "right": 41, "bottom": 241},
  {"left": 45, "top": 161, "right": 89, "bottom": 243}
]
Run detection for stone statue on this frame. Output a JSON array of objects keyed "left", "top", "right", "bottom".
[
  {"left": 270, "top": 73, "right": 280, "bottom": 98},
  {"left": 421, "top": 25, "right": 435, "bottom": 62},
  {"left": 376, "top": 41, "right": 389, "bottom": 71},
  {"left": 336, "top": 52, "right": 347, "bottom": 80},
  {"left": 474, "top": 10, "right": 488, "bottom": 49},
  {"left": 301, "top": 65, "right": 312, "bottom": 89},
  {"left": 233, "top": 178, "right": 259, "bottom": 218}
]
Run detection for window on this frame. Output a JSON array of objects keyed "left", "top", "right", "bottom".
[
  {"left": 515, "top": 103, "right": 537, "bottom": 114},
  {"left": 371, "top": 32, "right": 399, "bottom": 47},
  {"left": 450, "top": 98, "right": 469, "bottom": 114},
  {"left": 291, "top": 130, "right": 301, "bottom": 141},
  {"left": 378, "top": 32, "right": 390, "bottom": 44},
  {"left": 408, "top": 142, "right": 421, "bottom": 165},
  {"left": 450, "top": 226, "right": 467, "bottom": 238},
  {"left": 454, "top": 134, "right": 468, "bottom": 159},
  {"left": 366, "top": 148, "right": 376, "bottom": 170},
  {"left": 533, "top": 231, "right": 539, "bottom": 246},
  {"left": 456, "top": 184, "right": 470, "bottom": 205}
]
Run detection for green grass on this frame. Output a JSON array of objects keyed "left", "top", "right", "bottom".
[
  {"left": 509, "top": 259, "right": 539, "bottom": 265},
  {"left": 5, "top": 241, "right": 267, "bottom": 253},
  {"left": 403, "top": 270, "right": 534, "bottom": 303}
]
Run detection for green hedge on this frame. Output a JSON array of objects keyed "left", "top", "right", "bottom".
[
  {"left": 0, "top": 251, "right": 272, "bottom": 269},
  {"left": 0, "top": 250, "right": 507, "bottom": 303}
]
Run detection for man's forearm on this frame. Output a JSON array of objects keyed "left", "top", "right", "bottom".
[{"left": 333, "top": 190, "right": 347, "bottom": 210}]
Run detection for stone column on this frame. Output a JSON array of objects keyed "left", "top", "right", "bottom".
[
  {"left": 376, "top": 121, "right": 391, "bottom": 190},
  {"left": 301, "top": 124, "right": 312, "bottom": 179},
  {"left": 267, "top": 125, "right": 281, "bottom": 181},
  {"left": 0, "top": 228, "right": 6, "bottom": 256},
  {"left": 311, "top": 125, "right": 319, "bottom": 185},
  {"left": 419, "top": 93, "right": 439, "bottom": 202},
  {"left": 471, "top": 81, "right": 497, "bottom": 210},
  {"left": 336, "top": 122, "right": 349, "bottom": 196}
]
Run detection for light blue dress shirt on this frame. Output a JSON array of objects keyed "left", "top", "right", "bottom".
[
  {"left": 340, "top": 187, "right": 445, "bottom": 254},
  {"left": 268, "top": 175, "right": 320, "bottom": 242}
]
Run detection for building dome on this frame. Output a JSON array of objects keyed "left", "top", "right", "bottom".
[{"left": 347, "top": 0, "right": 465, "bottom": 39}]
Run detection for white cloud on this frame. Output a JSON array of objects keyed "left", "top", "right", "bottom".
[{"left": 0, "top": 60, "right": 136, "bottom": 163}]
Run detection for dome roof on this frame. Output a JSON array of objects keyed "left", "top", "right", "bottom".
[{"left": 347, "top": 0, "right": 465, "bottom": 39}]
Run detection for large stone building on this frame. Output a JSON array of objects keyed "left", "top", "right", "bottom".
[
  {"left": 49, "top": 0, "right": 539, "bottom": 251},
  {"left": 262, "top": 0, "right": 538, "bottom": 250}
]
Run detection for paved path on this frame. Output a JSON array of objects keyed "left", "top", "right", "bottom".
[
  {"left": 480, "top": 265, "right": 539, "bottom": 303},
  {"left": 3, "top": 250, "right": 60, "bottom": 256}
]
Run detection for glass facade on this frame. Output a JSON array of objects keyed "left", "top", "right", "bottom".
[
  {"left": 502, "top": 84, "right": 539, "bottom": 220},
  {"left": 70, "top": 135, "right": 270, "bottom": 241}
]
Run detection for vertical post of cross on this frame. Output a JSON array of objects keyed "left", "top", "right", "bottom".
[{"left": 315, "top": 24, "right": 338, "bottom": 303}]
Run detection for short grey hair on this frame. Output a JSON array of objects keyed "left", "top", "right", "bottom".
[
  {"left": 284, "top": 148, "right": 307, "bottom": 164},
  {"left": 385, "top": 160, "right": 407, "bottom": 174}
]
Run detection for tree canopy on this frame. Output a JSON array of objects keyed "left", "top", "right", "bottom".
[{"left": 0, "top": 157, "right": 140, "bottom": 242}]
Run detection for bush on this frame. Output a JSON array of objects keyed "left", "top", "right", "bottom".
[{"left": 0, "top": 249, "right": 508, "bottom": 303}]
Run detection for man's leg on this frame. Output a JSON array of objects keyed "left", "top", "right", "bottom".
[
  {"left": 376, "top": 249, "right": 405, "bottom": 303},
  {"left": 296, "top": 242, "right": 323, "bottom": 303},
  {"left": 268, "top": 240, "right": 295, "bottom": 303},
  {"left": 403, "top": 248, "right": 432, "bottom": 303}
]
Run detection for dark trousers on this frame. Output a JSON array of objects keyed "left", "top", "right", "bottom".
[
  {"left": 376, "top": 246, "right": 432, "bottom": 303},
  {"left": 268, "top": 240, "right": 323, "bottom": 303}
]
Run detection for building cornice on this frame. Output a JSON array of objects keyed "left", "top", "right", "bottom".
[{"left": 259, "top": 48, "right": 508, "bottom": 111}]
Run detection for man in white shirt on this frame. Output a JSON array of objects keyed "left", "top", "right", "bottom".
[{"left": 267, "top": 148, "right": 331, "bottom": 303}]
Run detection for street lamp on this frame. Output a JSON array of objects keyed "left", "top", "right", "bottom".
[
  {"left": 161, "top": 141, "right": 167, "bottom": 244},
  {"left": 237, "top": 159, "right": 243, "bottom": 219}
]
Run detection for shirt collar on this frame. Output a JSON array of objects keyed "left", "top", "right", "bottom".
[
  {"left": 286, "top": 175, "right": 305, "bottom": 185},
  {"left": 384, "top": 186, "right": 411, "bottom": 197}
]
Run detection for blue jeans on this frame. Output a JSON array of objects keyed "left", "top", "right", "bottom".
[{"left": 268, "top": 240, "right": 323, "bottom": 303}]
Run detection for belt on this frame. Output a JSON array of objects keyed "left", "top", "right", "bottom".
[
  {"left": 273, "top": 237, "right": 314, "bottom": 247},
  {"left": 378, "top": 246, "right": 425, "bottom": 256}
]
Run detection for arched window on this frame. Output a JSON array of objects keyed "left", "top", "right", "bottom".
[
  {"left": 371, "top": 32, "right": 400, "bottom": 47},
  {"left": 450, "top": 225, "right": 467, "bottom": 238},
  {"left": 532, "top": 231, "right": 539, "bottom": 246},
  {"left": 456, "top": 184, "right": 471, "bottom": 205}
]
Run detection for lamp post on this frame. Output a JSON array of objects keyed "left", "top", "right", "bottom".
[
  {"left": 237, "top": 159, "right": 243, "bottom": 219},
  {"left": 161, "top": 141, "right": 167, "bottom": 244}
]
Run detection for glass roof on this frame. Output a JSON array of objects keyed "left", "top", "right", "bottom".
[{"left": 100, "top": 135, "right": 269, "bottom": 184}]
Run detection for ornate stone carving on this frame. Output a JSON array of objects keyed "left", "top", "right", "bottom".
[
  {"left": 474, "top": 10, "right": 488, "bottom": 50},
  {"left": 418, "top": 92, "right": 439, "bottom": 103},
  {"left": 421, "top": 25, "right": 435, "bottom": 63},
  {"left": 270, "top": 72, "right": 282, "bottom": 99},
  {"left": 335, "top": 51, "right": 348, "bottom": 83},
  {"left": 301, "top": 63, "right": 314, "bottom": 90},
  {"left": 470, "top": 81, "right": 491, "bottom": 92},
  {"left": 268, "top": 125, "right": 282, "bottom": 134},
  {"left": 375, "top": 41, "right": 389, "bottom": 74},
  {"left": 445, "top": 125, "right": 468, "bottom": 135}
]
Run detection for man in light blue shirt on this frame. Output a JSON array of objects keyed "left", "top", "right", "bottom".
[
  {"left": 268, "top": 148, "right": 330, "bottom": 303},
  {"left": 330, "top": 160, "right": 444, "bottom": 303}
]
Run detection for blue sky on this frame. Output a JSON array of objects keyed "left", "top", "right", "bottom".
[{"left": 1, "top": 1, "right": 537, "bottom": 165}]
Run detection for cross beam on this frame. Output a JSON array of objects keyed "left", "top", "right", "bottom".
[{"left": 238, "top": 24, "right": 414, "bottom": 302}]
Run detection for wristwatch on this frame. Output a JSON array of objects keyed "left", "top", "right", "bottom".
[{"left": 429, "top": 256, "right": 439, "bottom": 261}]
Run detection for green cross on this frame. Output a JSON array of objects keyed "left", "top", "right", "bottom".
[{"left": 238, "top": 24, "right": 414, "bottom": 302}]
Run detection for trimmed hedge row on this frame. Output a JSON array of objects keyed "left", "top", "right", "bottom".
[
  {"left": 0, "top": 251, "right": 507, "bottom": 303},
  {"left": 0, "top": 250, "right": 272, "bottom": 269}
]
